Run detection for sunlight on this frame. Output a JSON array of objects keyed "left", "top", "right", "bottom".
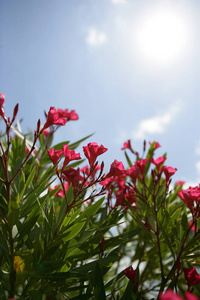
[{"left": 134, "top": 7, "right": 190, "bottom": 66}]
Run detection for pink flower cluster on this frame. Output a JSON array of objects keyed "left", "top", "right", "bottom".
[
  {"left": 124, "top": 266, "right": 200, "bottom": 299},
  {"left": 41, "top": 106, "right": 79, "bottom": 132},
  {"left": 159, "top": 289, "right": 199, "bottom": 300},
  {"left": 48, "top": 142, "right": 108, "bottom": 194},
  {"left": 178, "top": 186, "right": 200, "bottom": 217}
]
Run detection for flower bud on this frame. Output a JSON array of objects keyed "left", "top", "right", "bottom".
[{"left": 11, "top": 103, "right": 19, "bottom": 123}]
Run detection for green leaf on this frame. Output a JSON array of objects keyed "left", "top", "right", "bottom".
[
  {"left": 120, "top": 280, "right": 135, "bottom": 300},
  {"left": 7, "top": 195, "right": 19, "bottom": 227},
  {"left": 75, "top": 197, "right": 104, "bottom": 223},
  {"left": 125, "top": 151, "right": 133, "bottom": 168},
  {"left": 0, "top": 233, "right": 10, "bottom": 264},
  {"left": 182, "top": 234, "right": 200, "bottom": 256},
  {"left": 181, "top": 212, "right": 188, "bottom": 242},
  {"left": 63, "top": 220, "right": 86, "bottom": 242},
  {"left": 27, "top": 291, "right": 43, "bottom": 300},
  {"left": 71, "top": 295, "right": 92, "bottom": 300},
  {"left": 158, "top": 220, "right": 175, "bottom": 259},
  {"left": 19, "top": 167, "right": 36, "bottom": 200},
  {"left": 93, "top": 262, "right": 106, "bottom": 300}
]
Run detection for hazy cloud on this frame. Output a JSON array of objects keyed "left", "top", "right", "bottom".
[
  {"left": 133, "top": 102, "right": 182, "bottom": 140},
  {"left": 86, "top": 28, "right": 107, "bottom": 46}
]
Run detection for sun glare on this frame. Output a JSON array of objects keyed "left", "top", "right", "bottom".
[{"left": 134, "top": 7, "right": 190, "bottom": 66}]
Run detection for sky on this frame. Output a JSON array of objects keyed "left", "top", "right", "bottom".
[{"left": 1, "top": 0, "right": 200, "bottom": 187}]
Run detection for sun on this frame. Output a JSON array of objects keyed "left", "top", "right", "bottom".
[{"left": 134, "top": 7, "right": 190, "bottom": 66}]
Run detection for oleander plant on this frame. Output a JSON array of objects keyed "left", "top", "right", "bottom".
[{"left": 0, "top": 94, "right": 199, "bottom": 300}]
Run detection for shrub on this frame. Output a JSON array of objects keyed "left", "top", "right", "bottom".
[{"left": 0, "top": 94, "right": 199, "bottom": 299}]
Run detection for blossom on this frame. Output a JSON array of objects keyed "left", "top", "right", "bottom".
[
  {"left": 121, "top": 139, "right": 133, "bottom": 152},
  {"left": 42, "top": 107, "right": 67, "bottom": 131},
  {"left": 105, "top": 160, "right": 125, "bottom": 178},
  {"left": 115, "top": 188, "right": 137, "bottom": 211},
  {"left": 51, "top": 183, "right": 69, "bottom": 198},
  {"left": 185, "top": 291, "right": 199, "bottom": 300},
  {"left": 149, "top": 156, "right": 166, "bottom": 170},
  {"left": 188, "top": 221, "right": 195, "bottom": 231},
  {"left": 62, "top": 144, "right": 81, "bottom": 169},
  {"left": 178, "top": 186, "right": 200, "bottom": 212},
  {"left": 183, "top": 267, "right": 200, "bottom": 287},
  {"left": 124, "top": 266, "right": 136, "bottom": 286},
  {"left": 47, "top": 148, "right": 63, "bottom": 165},
  {"left": 57, "top": 108, "right": 79, "bottom": 120},
  {"left": 99, "top": 177, "right": 113, "bottom": 187},
  {"left": 135, "top": 159, "right": 148, "bottom": 176},
  {"left": 162, "top": 166, "right": 177, "bottom": 182},
  {"left": 83, "top": 142, "right": 108, "bottom": 167},
  {"left": 176, "top": 181, "right": 185, "bottom": 187},
  {"left": 149, "top": 141, "right": 161, "bottom": 149},
  {"left": 81, "top": 164, "right": 100, "bottom": 178},
  {"left": 0, "top": 93, "right": 5, "bottom": 119},
  {"left": 127, "top": 165, "right": 140, "bottom": 184},
  {"left": 65, "top": 109, "right": 79, "bottom": 121},
  {"left": 43, "top": 129, "right": 50, "bottom": 137},
  {"left": 159, "top": 289, "right": 182, "bottom": 300},
  {"left": 62, "top": 167, "right": 84, "bottom": 187}
]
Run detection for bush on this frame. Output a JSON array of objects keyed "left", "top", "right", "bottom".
[{"left": 0, "top": 94, "right": 199, "bottom": 299}]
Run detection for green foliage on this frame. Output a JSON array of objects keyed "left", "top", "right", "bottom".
[{"left": 0, "top": 103, "right": 199, "bottom": 300}]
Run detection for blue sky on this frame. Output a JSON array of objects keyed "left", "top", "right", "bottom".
[{"left": 1, "top": 0, "right": 200, "bottom": 186}]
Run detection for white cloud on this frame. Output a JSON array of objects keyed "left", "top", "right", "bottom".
[
  {"left": 133, "top": 101, "right": 182, "bottom": 140},
  {"left": 111, "top": 0, "right": 127, "bottom": 4},
  {"left": 86, "top": 28, "right": 107, "bottom": 46}
]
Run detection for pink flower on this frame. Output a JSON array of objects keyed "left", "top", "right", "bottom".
[
  {"left": 106, "top": 160, "right": 125, "bottom": 178},
  {"left": 135, "top": 159, "right": 148, "bottom": 176},
  {"left": 127, "top": 165, "right": 140, "bottom": 184},
  {"left": 47, "top": 148, "right": 63, "bottom": 165},
  {"left": 124, "top": 266, "right": 136, "bottom": 286},
  {"left": 83, "top": 142, "right": 108, "bottom": 167},
  {"left": 159, "top": 290, "right": 182, "bottom": 300},
  {"left": 0, "top": 93, "right": 5, "bottom": 119},
  {"left": 183, "top": 267, "right": 200, "bottom": 287},
  {"left": 149, "top": 156, "right": 166, "bottom": 170},
  {"left": 62, "top": 167, "right": 84, "bottom": 187},
  {"left": 185, "top": 291, "right": 199, "bottom": 300},
  {"left": 81, "top": 164, "right": 100, "bottom": 178},
  {"left": 43, "top": 129, "right": 50, "bottom": 137},
  {"left": 188, "top": 221, "right": 195, "bottom": 231},
  {"left": 99, "top": 177, "right": 113, "bottom": 187},
  {"left": 121, "top": 139, "right": 133, "bottom": 152},
  {"left": 176, "top": 181, "right": 185, "bottom": 187},
  {"left": 42, "top": 107, "right": 67, "bottom": 131},
  {"left": 115, "top": 188, "right": 137, "bottom": 210},
  {"left": 62, "top": 144, "right": 81, "bottom": 169},
  {"left": 57, "top": 109, "right": 79, "bottom": 120},
  {"left": 52, "top": 183, "right": 69, "bottom": 197},
  {"left": 149, "top": 141, "right": 161, "bottom": 149},
  {"left": 162, "top": 166, "right": 177, "bottom": 182},
  {"left": 65, "top": 109, "right": 79, "bottom": 121},
  {"left": 178, "top": 186, "right": 200, "bottom": 212}
]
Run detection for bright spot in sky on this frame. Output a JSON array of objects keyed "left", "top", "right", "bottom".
[
  {"left": 135, "top": 7, "right": 190, "bottom": 66},
  {"left": 86, "top": 28, "right": 107, "bottom": 46}
]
